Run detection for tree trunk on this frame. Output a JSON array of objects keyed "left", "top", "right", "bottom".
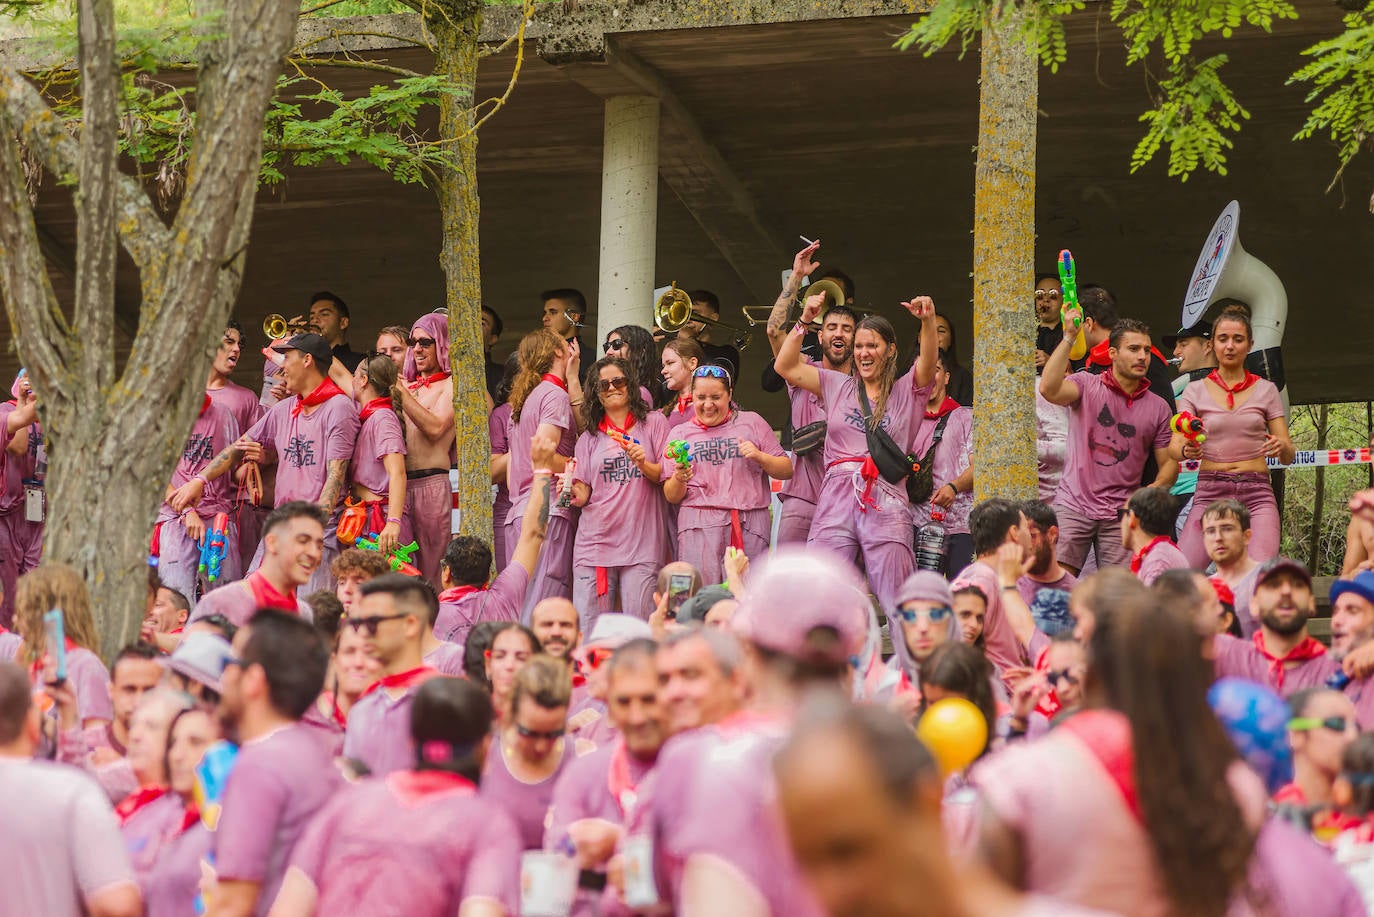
[
  {"left": 1309, "top": 403, "right": 1329, "bottom": 572},
  {"left": 429, "top": 3, "right": 492, "bottom": 542},
  {"left": 970, "top": 4, "right": 1038, "bottom": 502}
]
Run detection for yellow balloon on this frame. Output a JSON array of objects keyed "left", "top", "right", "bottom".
[{"left": 916, "top": 697, "right": 989, "bottom": 775}]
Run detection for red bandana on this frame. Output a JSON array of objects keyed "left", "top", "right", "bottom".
[
  {"left": 358, "top": 396, "right": 393, "bottom": 422},
  {"left": 675, "top": 393, "right": 692, "bottom": 415},
  {"left": 1207, "top": 370, "right": 1259, "bottom": 409},
  {"left": 541, "top": 373, "right": 568, "bottom": 392},
  {"left": 247, "top": 573, "right": 298, "bottom": 613},
  {"left": 692, "top": 410, "right": 730, "bottom": 431},
  {"left": 361, "top": 665, "right": 436, "bottom": 700},
  {"left": 1253, "top": 632, "right": 1327, "bottom": 692},
  {"left": 1060, "top": 709, "right": 1140, "bottom": 821},
  {"left": 291, "top": 377, "right": 347, "bottom": 417},
  {"left": 924, "top": 396, "right": 960, "bottom": 420},
  {"left": 388, "top": 770, "right": 477, "bottom": 807},
  {"left": 177, "top": 802, "right": 201, "bottom": 835},
  {"left": 1130, "top": 535, "right": 1174, "bottom": 574},
  {"left": 598, "top": 413, "right": 637, "bottom": 439},
  {"left": 438, "top": 584, "right": 486, "bottom": 604},
  {"left": 407, "top": 371, "right": 451, "bottom": 391},
  {"left": 199, "top": 394, "right": 212, "bottom": 417},
  {"left": 1101, "top": 368, "right": 1152, "bottom": 405},
  {"left": 607, "top": 739, "right": 649, "bottom": 817},
  {"left": 115, "top": 786, "right": 169, "bottom": 826}
]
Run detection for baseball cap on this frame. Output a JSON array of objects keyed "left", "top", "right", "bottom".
[
  {"left": 1331, "top": 570, "right": 1374, "bottom": 608},
  {"left": 1256, "top": 556, "right": 1312, "bottom": 589},
  {"left": 582, "top": 613, "right": 652, "bottom": 650},
  {"left": 160, "top": 632, "right": 237, "bottom": 694},
  {"left": 732, "top": 547, "right": 868, "bottom": 665},
  {"left": 270, "top": 332, "right": 334, "bottom": 369},
  {"left": 893, "top": 571, "right": 954, "bottom": 609},
  {"left": 1162, "top": 320, "right": 1213, "bottom": 351},
  {"left": 678, "top": 585, "right": 734, "bottom": 625}
]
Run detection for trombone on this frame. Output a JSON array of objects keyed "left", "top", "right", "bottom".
[
  {"left": 262, "top": 314, "right": 316, "bottom": 340},
  {"left": 654, "top": 283, "right": 753, "bottom": 350},
  {"left": 741, "top": 278, "right": 847, "bottom": 328}
]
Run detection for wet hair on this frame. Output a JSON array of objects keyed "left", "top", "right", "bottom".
[
  {"left": 16, "top": 564, "right": 101, "bottom": 663},
  {"left": 687, "top": 289, "right": 720, "bottom": 315},
  {"left": 481, "top": 305, "right": 505, "bottom": 339},
  {"left": 608, "top": 325, "right": 661, "bottom": 408},
  {"left": 816, "top": 268, "right": 855, "bottom": 303},
  {"left": 262, "top": 501, "right": 328, "bottom": 539},
  {"left": 970, "top": 499, "right": 1024, "bottom": 557},
  {"left": 331, "top": 548, "right": 390, "bottom": 583},
  {"left": 242, "top": 610, "right": 330, "bottom": 720},
  {"left": 411, "top": 677, "right": 492, "bottom": 783},
  {"left": 443, "top": 537, "right": 493, "bottom": 589},
  {"left": 1201, "top": 498, "right": 1251, "bottom": 531},
  {"left": 0, "top": 661, "right": 32, "bottom": 744},
  {"left": 824, "top": 304, "right": 859, "bottom": 329},
  {"left": 1108, "top": 317, "right": 1152, "bottom": 351},
  {"left": 224, "top": 318, "right": 245, "bottom": 338},
  {"left": 305, "top": 590, "right": 345, "bottom": 644},
  {"left": 309, "top": 290, "right": 349, "bottom": 319},
  {"left": 378, "top": 325, "right": 410, "bottom": 352},
  {"left": 661, "top": 337, "right": 705, "bottom": 380},
  {"left": 1020, "top": 499, "right": 1058, "bottom": 531},
  {"left": 192, "top": 613, "right": 237, "bottom": 643},
  {"left": 1079, "top": 284, "right": 1117, "bottom": 330},
  {"left": 508, "top": 654, "right": 572, "bottom": 721},
  {"left": 853, "top": 314, "right": 899, "bottom": 429},
  {"left": 1126, "top": 487, "right": 1180, "bottom": 539},
  {"left": 582, "top": 355, "right": 649, "bottom": 433},
  {"left": 509, "top": 329, "right": 564, "bottom": 421},
  {"left": 606, "top": 638, "right": 659, "bottom": 684},
  {"left": 112, "top": 642, "right": 160, "bottom": 681},
  {"left": 495, "top": 351, "right": 521, "bottom": 405},
  {"left": 358, "top": 353, "right": 404, "bottom": 429},
  {"left": 1341, "top": 733, "right": 1374, "bottom": 817},
  {"left": 917, "top": 642, "right": 997, "bottom": 760},
  {"left": 161, "top": 586, "right": 191, "bottom": 616},
  {"left": 359, "top": 573, "right": 439, "bottom": 628},
  {"left": 463, "top": 621, "right": 504, "bottom": 690},
  {"left": 1212, "top": 305, "right": 1253, "bottom": 342},
  {"left": 541, "top": 288, "right": 587, "bottom": 320}
]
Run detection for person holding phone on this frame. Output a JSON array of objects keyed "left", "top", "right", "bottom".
[
  {"left": 15, "top": 564, "right": 112, "bottom": 732},
  {"left": 663, "top": 365, "right": 791, "bottom": 586}
]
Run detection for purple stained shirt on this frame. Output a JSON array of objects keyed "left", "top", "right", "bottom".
[
  {"left": 1055, "top": 371, "right": 1171, "bottom": 521},
  {"left": 910, "top": 405, "right": 975, "bottom": 534},
  {"left": 572, "top": 413, "right": 670, "bottom": 567},
  {"left": 424, "top": 639, "right": 466, "bottom": 676},
  {"left": 243, "top": 392, "right": 360, "bottom": 517},
  {"left": 1246, "top": 817, "right": 1367, "bottom": 916},
  {"left": 342, "top": 677, "right": 430, "bottom": 777},
  {"left": 0, "top": 630, "right": 20, "bottom": 661},
  {"left": 349, "top": 408, "right": 407, "bottom": 496},
  {"left": 434, "top": 564, "right": 528, "bottom": 646},
  {"left": 143, "top": 820, "right": 211, "bottom": 917},
  {"left": 186, "top": 578, "right": 314, "bottom": 627},
  {"left": 545, "top": 743, "right": 654, "bottom": 848},
  {"left": 121, "top": 790, "right": 186, "bottom": 888},
  {"left": 1346, "top": 676, "right": 1374, "bottom": 731},
  {"left": 50, "top": 646, "right": 114, "bottom": 723},
  {"left": 505, "top": 380, "right": 577, "bottom": 527},
  {"left": 780, "top": 364, "right": 826, "bottom": 505},
  {"left": 213, "top": 723, "right": 342, "bottom": 915},
  {"left": 158, "top": 400, "right": 241, "bottom": 520},
  {"left": 0, "top": 405, "right": 44, "bottom": 514},
  {"left": 298, "top": 698, "right": 345, "bottom": 759},
  {"left": 956, "top": 560, "right": 1026, "bottom": 676},
  {"left": 817, "top": 366, "right": 931, "bottom": 499},
  {"left": 289, "top": 772, "right": 522, "bottom": 916},
  {"left": 665, "top": 411, "right": 784, "bottom": 523},
  {"left": 489, "top": 403, "right": 513, "bottom": 530},
  {"left": 1212, "top": 633, "right": 1341, "bottom": 698},
  {"left": 1016, "top": 569, "right": 1078, "bottom": 608},
  {"left": 1135, "top": 539, "right": 1190, "bottom": 586},
  {"left": 208, "top": 381, "right": 265, "bottom": 440},
  {"left": 1225, "top": 565, "right": 1261, "bottom": 639},
  {"left": 0, "top": 758, "right": 136, "bottom": 917},
  {"left": 1178, "top": 377, "right": 1285, "bottom": 464},
  {"left": 480, "top": 732, "right": 577, "bottom": 850}
]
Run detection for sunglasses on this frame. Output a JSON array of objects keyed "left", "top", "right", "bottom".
[
  {"left": 1289, "top": 716, "right": 1355, "bottom": 733},
  {"left": 408, "top": 337, "right": 436, "bottom": 349},
  {"left": 895, "top": 605, "right": 953, "bottom": 624},
  {"left": 596, "top": 377, "right": 628, "bottom": 394},
  {"left": 1034, "top": 290, "right": 1063, "bottom": 302},
  {"left": 1046, "top": 668, "right": 1080, "bottom": 687},
  {"left": 346, "top": 612, "right": 410, "bottom": 636},
  {"left": 515, "top": 722, "right": 566, "bottom": 741},
  {"left": 603, "top": 338, "right": 626, "bottom": 353},
  {"left": 693, "top": 365, "right": 731, "bottom": 383},
  {"left": 584, "top": 646, "right": 615, "bottom": 670}
]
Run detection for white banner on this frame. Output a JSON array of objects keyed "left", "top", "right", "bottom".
[{"left": 1182, "top": 447, "right": 1373, "bottom": 473}]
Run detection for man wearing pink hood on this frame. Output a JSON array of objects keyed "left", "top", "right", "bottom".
[
  {"left": 399, "top": 313, "right": 458, "bottom": 584},
  {"left": 0, "top": 372, "right": 42, "bottom": 628}
]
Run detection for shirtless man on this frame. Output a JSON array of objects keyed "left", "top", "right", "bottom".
[
  {"left": 1345, "top": 441, "right": 1374, "bottom": 575},
  {"left": 399, "top": 313, "right": 457, "bottom": 584}
]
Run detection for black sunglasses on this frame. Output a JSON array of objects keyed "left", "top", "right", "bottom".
[
  {"left": 596, "top": 377, "right": 628, "bottom": 393},
  {"left": 514, "top": 722, "right": 566, "bottom": 741},
  {"left": 408, "top": 337, "right": 436, "bottom": 349},
  {"left": 603, "top": 338, "right": 626, "bottom": 353},
  {"left": 346, "top": 612, "right": 410, "bottom": 636},
  {"left": 1046, "top": 668, "right": 1080, "bottom": 687}
]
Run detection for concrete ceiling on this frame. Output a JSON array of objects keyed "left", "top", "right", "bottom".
[{"left": 11, "top": 0, "right": 1373, "bottom": 425}]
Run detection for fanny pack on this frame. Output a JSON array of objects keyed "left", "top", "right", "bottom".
[
  {"left": 782, "top": 419, "right": 827, "bottom": 457},
  {"left": 856, "top": 387, "right": 949, "bottom": 504}
]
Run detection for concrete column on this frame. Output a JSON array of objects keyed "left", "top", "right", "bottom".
[{"left": 597, "top": 95, "right": 660, "bottom": 346}]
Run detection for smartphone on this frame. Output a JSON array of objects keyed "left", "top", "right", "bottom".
[
  {"left": 666, "top": 573, "right": 694, "bottom": 619},
  {"left": 43, "top": 608, "right": 66, "bottom": 685}
]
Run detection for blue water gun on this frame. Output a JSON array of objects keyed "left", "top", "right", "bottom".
[{"left": 197, "top": 512, "right": 228, "bottom": 584}]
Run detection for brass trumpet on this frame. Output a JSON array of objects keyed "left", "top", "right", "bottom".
[
  {"left": 654, "top": 283, "right": 752, "bottom": 350},
  {"left": 741, "top": 278, "right": 847, "bottom": 327},
  {"left": 262, "top": 314, "right": 315, "bottom": 340}
]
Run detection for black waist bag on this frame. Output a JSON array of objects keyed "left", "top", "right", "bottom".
[
  {"left": 783, "top": 419, "right": 827, "bottom": 457},
  {"left": 857, "top": 388, "right": 948, "bottom": 504}
]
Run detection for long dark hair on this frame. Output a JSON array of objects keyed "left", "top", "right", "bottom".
[
  {"left": 582, "top": 355, "right": 649, "bottom": 433},
  {"left": 1085, "top": 572, "right": 1253, "bottom": 916},
  {"left": 495, "top": 351, "right": 520, "bottom": 406},
  {"left": 610, "top": 324, "right": 662, "bottom": 408},
  {"left": 853, "top": 315, "right": 899, "bottom": 429},
  {"left": 917, "top": 642, "right": 996, "bottom": 760},
  {"left": 358, "top": 353, "right": 404, "bottom": 429},
  {"left": 411, "top": 677, "right": 492, "bottom": 784}
]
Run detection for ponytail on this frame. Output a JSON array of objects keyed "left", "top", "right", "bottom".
[
  {"left": 361, "top": 354, "right": 405, "bottom": 429},
  {"left": 510, "top": 329, "right": 563, "bottom": 422}
]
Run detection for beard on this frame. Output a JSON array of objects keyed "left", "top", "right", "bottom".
[
  {"left": 1259, "top": 606, "right": 1308, "bottom": 637},
  {"left": 1027, "top": 544, "right": 1053, "bottom": 577}
]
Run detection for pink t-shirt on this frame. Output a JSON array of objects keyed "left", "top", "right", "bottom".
[
  {"left": 120, "top": 789, "right": 186, "bottom": 888},
  {"left": 479, "top": 733, "right": 577, "bottom": 850},
  {"left": 342, "top": 676, "right": 433, "bottom": 777},
  {"left": 1017, "top": 569, "right": 1078, "bottom": 608},
  {"left": 664, "top": 411, "right": 784, "bottom": 523},
  {"left": 817, "top": 366, "right": 929, "bottom": 469},
  {"left": 159, "top": 400, "right": 241, "bottom": 520},
  {"left": 780, "top": 364, "right": 826, "bottom": 505},
  {"left": 573, "top": 413, "right": 670, "bottom": 567},
  {"left": 957, "top": 560, "right": 1025, "bottom": 676},
  {"left": 1178, "top": 377, "right": 1284, "bottom": 464},
  {"left": 35, "top": 646, "right": 114, "bottom": 724},
  {"left": 1056, "top": 371, "right": 1171, "bottom": 520},
  {"left": 0, "top": 630, "right": 20, "bottom": 661},
  {"left": 545, "top": 741, "right": 655, "bottom": 846},
  {"left": 489, "top": 403, "right": 513, "bottom": 529},
  {"left": 424, "top": 640, "right": 466, "bottom": 677},
  {"left": 434, "top": 564, "right": 528, "bottom": 646},
  {"left": 1135, "top": 539, "right": 1190, "bottom": 586},
  {"left": 243, "top": 392, "right": 360, "bottom": 518},
  {"left": 911, "top": 406, "right": 975, "bottom": 534},
  {"left": 0, "top": 758, "right": 136, "bottom": 917},
  {"left": 289, "top": 771, "right": 521, "bottom": 916},
  {"left": 213, "top": 723, "right": 342, "bottom": 914},
  {"left": 349, "top": 408, "right": 406, "bottom": 496},
  {"left": 505, "top": 380, "right": 577, "bottom": 526},
  {"left": 207, "top": 381, "right": 265, "bottom": 439},
  {"left": 143, "top": 821, "right": 211, "bottom": 917},
  {"left": 0, "top": 407, "right": 43, "bottom": 514},
  {"left": 1212, "top": 634, "right": 1340, "bottom": 698},
  {"left": 187, "top": 578, "right": 314, "bottom": 627}
]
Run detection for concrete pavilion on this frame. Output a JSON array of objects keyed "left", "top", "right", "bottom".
[{"left": 11, "top": 0, "right": 1374, "bottom": 420}]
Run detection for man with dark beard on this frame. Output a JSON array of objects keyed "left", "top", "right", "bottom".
[
  {"left": 1015, "top": 502, "right": 1076, "bottom": 633},
  {"left": 1213, "top": 557, "right": 1339, "bottom": 698}
]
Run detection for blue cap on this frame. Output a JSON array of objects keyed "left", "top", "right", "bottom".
[{"left": 1331, "top": 570, "right": 1374, "bottom": 608}]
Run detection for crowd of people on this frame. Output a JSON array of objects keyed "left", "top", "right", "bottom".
[{"left": 3, "top": 244, "right": 1374, "bottom": 916}]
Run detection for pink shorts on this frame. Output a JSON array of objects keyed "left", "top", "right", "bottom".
[{"left": 1053, "top": 504, "right": 1130, "bottom": 571}]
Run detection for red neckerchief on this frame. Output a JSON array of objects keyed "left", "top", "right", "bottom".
[
  {"left": 691, "top": 410, "right": 730, "bottom": 431},
  {"left": 115, "top": 786, "right": 169, "bottom": 826},
  {"left": 607, "top": 739, "right": 650, "bottom": 817},
  {"left": 199, "top": 394, "right": 211, "bottom": 417},
  {"left": 1316, "top": 810, "right": 1374, "bottom": 845},
  {"left": 598, "top": 413, "right": 636, "bottom": 439},
  {"left": 358, "top": 396, "right": 393, "bottom": 422},
  {"left": 1208, "top": 369, "right": 1260, "bottom": 409},
  {"left": 924, "top": 396, "right": 960, "bottom": 420},
  {"left": 1059, "top": 709, "right": 1140, "bottom": 822},
  {"left": 541, "top": 373, "right": 568, "bottom": 392},
  {"left": 407, "top": 371, "right": 451, "bottom": 391},
  {"left": 1253, "top": 631, "right": 1327, "bottom": 692},
  {"left": 247, "top": 573, "right": 298, "bottom": 613},
  {"left": 29, "top": 636, "right": 78, "bottom": 681},
  {"left": 1130, "top": 535, "right": 1174, "bottom": 574},
  {"left": 177, "top": 802, "right": 201, "bottom": 835},
  {"left": 387, "top": 770, "right": 477, "bottom": 807},
  {"left": 322, "top": 692, "right": 347, "bottom": 729},
  {"left": 360, "top": 665, "right": 436, "bottom": 699},
  {"left": 438, "top": 584, "right": 486, "bottom": 604},
  {"left": 675, "top": 393, "right": 692, "bottom": 415},
  {"left": 291, "top": 377, "right": 347, "bottom": 417},
  {"left": 1273, "top": 782, "right": 1307, "bottom": 805},
  {"left": 1101, "top": 368, "right": 1152, "bottom": 405}
]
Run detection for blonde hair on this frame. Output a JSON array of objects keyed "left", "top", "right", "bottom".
[
  {"left": 506, "top": 653, "right": 572, "bottom": 721},
  {"left": 509, "top": 329, "right": 564, "bottom": 422},
  {"left": 16, "top": 564, "right": 101, "bottom": 663}
]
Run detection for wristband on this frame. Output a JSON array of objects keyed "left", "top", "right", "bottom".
[
  {"left": 193, "top": 473, "right": 208, "bottom": 487},
  {"left": 944, "top": 482, "right": 957, "bottom": 495},
  {"left": 386, "top": 516, "right": 401, "bottom": 525},
  {"left": 1001, "top": 584, "right": 1019, "bottom": 592},
  {"left": 533, "top": 468, "right": 554, "bottom": 476},
  {"left": 793, "top": 321, "right": 809, "bottom": 335}
]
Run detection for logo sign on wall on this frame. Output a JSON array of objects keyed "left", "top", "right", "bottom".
[{"left": 1182, "top": 200, "right": 1240, "bottom": 329}]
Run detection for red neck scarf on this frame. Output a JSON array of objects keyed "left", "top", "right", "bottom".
[
  {"left": 358, "top": 396, "right": 393, "bottom": 422},
  {"left": 598, "top": 413, "right": 636, "bottom": 439},
  {"left": 199, "top": 394, "right": 212, "bottom": 417},
  {"left": 438, "top": 584, "right": 486, "bottom": 604},
  {"left": 607, "top": 739, "right": 652, "bottom": 817},
  {"left": 387, "top": 770, "right": 477, "bottom": 807},
  {"left": 291, "top": 377, "right": 347, "bottom": 417},
  {"left": 1102, "top": 368, "right": 1152, "bottom": 405},
  {"left": 407, "top": 371, "right": 451, "bottom": 391},
  {"left": 361, "top": 665, "right": 435, "bottom": 700},
  {"left": 541, "top": 373, "right": 568, "bottom": 392},
  {"left": 115, "top": 786, "right": 169, "bottom": 826},
  {"left": 177, "top": 802, "right": 201, "bottom": 835},
  {"left": 675, "top": 393, "right": 692, "bottom": 415},
  {"left": 1130, "top": 535, "right": 1174, "bottom": 574},
  {"left": 1253, "top": 631, "right": 1327, "bottom": 692},
  {"left": 1208, "top": 369, "right": 1259, "bottom": 409},
  {"left": 247, "top": 573, "right": 297, "bottom": 613},
  {"left": 924, "top": 396, "right": 960, "bottom": 420},
  {"left": 692, "top": 410, "right": 730, "bottom": 431}
]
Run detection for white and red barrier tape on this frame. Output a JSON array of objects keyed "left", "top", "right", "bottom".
[{"left": 1183, "top": 447, "right": 1372, "bottom": 472}]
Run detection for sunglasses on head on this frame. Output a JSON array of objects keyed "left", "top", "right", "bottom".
[
  {"left": 603, "top": 338, "right": 626, "bottom": 353},
  {"left": 693, "top": 364, "right": 731, "bottom": 384},
  {"left": 409, "top": 337, "right": 436, "bottom": 349},
  {"left": 515, "top": 722, "right": 566, "bottom": 741},
  {"left": 895, "top": 605, "right": 952, "bottom": 624},
  {"left": 596, "top": 377, "right": 628, "bottom": 394},
  {"left": 1289, "top": 716, "right": 1354, "bottom": 733},
  {"left": 346, "top": 612, "right": 409, "bottom": 636}
]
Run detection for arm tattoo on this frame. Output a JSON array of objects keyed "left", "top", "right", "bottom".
[
  {"left": 766, "top": 284, "right": 798, "bottom": 336},
  {"left": 535, "top": 476, "right": 553, "bottom": 534},
  {"left": 318, "top": 459, "right": 348, "bottom": 510},
  {"left": 202, "top": 445, "right": 241, "bottom": 482}
]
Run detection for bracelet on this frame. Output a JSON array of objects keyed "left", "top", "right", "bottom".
[
  {"left": 944, "top": 482, "right": 957, "bottom": 495},
  {"left": 193, "top": 473, "right": 207, "bottom": 487},
  {"left": 386, "top": 516, "right": 401, "bottom": 525},
  {"left": 792, "top": 321, "right": 808, "bottom": 335},
  {"left": 533, "top": 468, "right": 554, "bottom": 476},
  {"left": 1001, "top": 584, "right": 1019, "bottom": 592},
  {"left": 570, "top": 399, "right": 583, "bottom": 407}
]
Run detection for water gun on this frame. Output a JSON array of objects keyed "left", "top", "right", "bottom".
[
  {"left": 193, "top": 739, "right": 239, "bottom": 914},
  {"left": 607, "top": 428, "right": 639, "bottom": 450},
  {"left": 556, "top": 458, "right": 577, "bottom": 509},
  {"left": 667, "top": 440, "right": 691, "bottom": 469},
  {"left": 337, "top": 498, "right": 367, "bottom": 546},
  {"left": 1058, "top": 249, "right": 1088, "bottom": 361},
  {"left": 197, "top": 512, "right": 229, "bottom": 584},
  {"left": 1170, "top": 411, "right": 1207, "bottom": 445},
  {"left": 357, "top": 533, "right": 422, "bottom": 576}
]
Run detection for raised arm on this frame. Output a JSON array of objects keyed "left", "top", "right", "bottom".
[
  {"left": 773, "top": 293, "right": 825, "bottom": 396},
  {"left": 996, "top": 543, "right": 1037, "bottom": 651},
  {"left": 766, "top": 241, "right": 820, "bottom": 354},
  {"left": 1038, "top": 308, "right": 1081, "bottom": 406},
  {"left": 509, "top": 435, "right": 556, "bottom": 577},
  {"left": 900, "top": 296, "right": 938, "bottom": 390}
]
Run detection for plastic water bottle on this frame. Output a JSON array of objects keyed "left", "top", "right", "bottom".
[{"left": 915, "top": 511, "right": 948, "bottom": 573}]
